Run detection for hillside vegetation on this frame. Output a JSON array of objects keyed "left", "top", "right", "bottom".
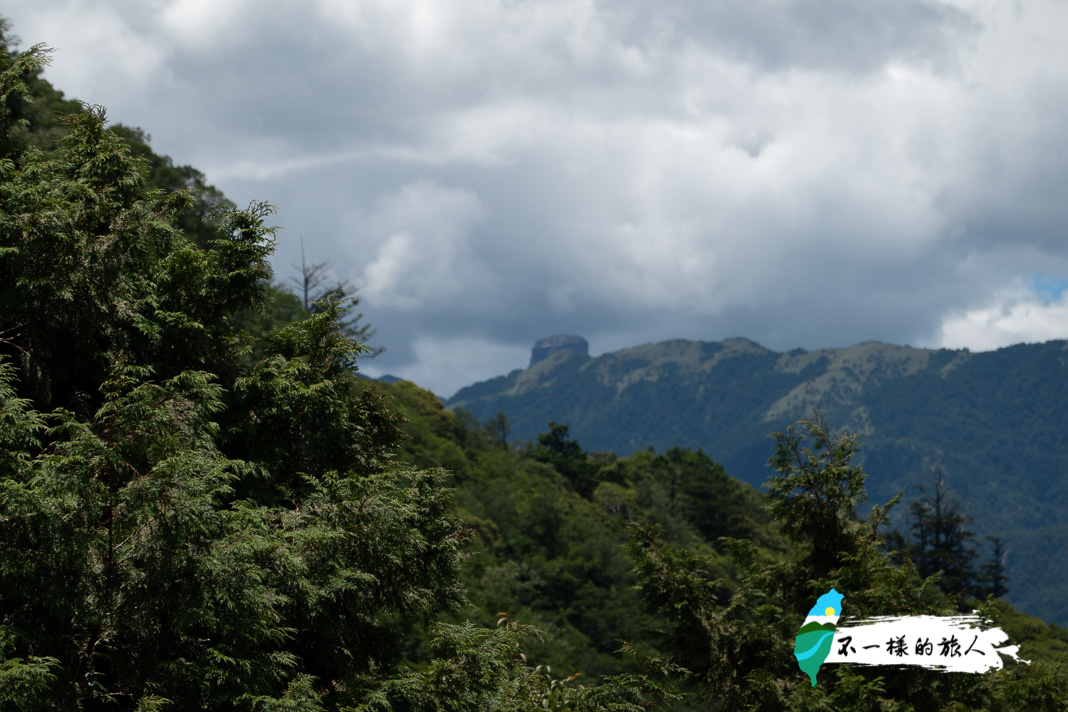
[
  {"left": 378, "top": 381, "right": 1068, "bottom": 709},
  {"left": 448, "top": 336, "right": 1068, "bottom": 626}
]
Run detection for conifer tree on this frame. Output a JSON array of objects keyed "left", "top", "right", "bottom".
[
  {"left": 532, "top": 422, "right": 597, "bottom": 497},
  {"left": 907, "top": 468, "right": 980, "bottom": 603},
  {"left": 981, "top": 536, "right": 1009, "bottom": 600}
]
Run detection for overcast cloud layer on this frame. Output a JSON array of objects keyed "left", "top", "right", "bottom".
[{"left": 9, "top": 0, "right": 1068, "bottom": 397}]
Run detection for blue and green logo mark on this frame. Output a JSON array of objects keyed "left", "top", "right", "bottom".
[
  {"left": 794, "top": 589, "right": 1028, "bottom": 686},
  {"left": 794, "top": 588, "right": 844, "bottom": 687}
]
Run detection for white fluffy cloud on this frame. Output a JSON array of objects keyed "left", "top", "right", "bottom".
[
  {"left": 7, "top": 0, "right": 1068, "bottom": 396},
  {"left": 937, "top": 283, "right": 1068, "bottom": 351}
]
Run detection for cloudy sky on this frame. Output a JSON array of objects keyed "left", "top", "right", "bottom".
[{"left": 8, "top": 0, "right": 1068, "bottom": 398}]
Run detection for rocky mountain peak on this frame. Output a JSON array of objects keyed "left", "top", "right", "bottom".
[{"left": 530, "top": 334, "right": 589, "bottom": 366}]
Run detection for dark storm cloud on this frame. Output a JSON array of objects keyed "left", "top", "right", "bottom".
[{"left": 8, "top": 0, "right": 1068, "bottom": 396}]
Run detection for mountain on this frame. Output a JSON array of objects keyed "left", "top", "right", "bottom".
[{"left": 448, "top": 336, "right": 1068, "bottom": 626}]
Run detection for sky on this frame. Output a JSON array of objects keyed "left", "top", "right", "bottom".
[{"left": 7, "top": 0, "right": 1068, "bottom": 399}]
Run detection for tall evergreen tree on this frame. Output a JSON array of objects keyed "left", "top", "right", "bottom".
[
  {"left": 532, "top": 422, "right": 598, "bottom": 497},
  {"left": 981, "top": 535, "right": 1009, "bottom": 600},
  {"left": 907, "top": 468, "right": 979, "bottom": 602}
]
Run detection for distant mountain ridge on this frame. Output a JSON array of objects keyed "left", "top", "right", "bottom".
[{"left": 447, "top": 336, "right": 1068, "bottom": 626}]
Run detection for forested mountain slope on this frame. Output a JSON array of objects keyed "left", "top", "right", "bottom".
[
  {"left": 448, "top": 337, "right": 1068, "bottom": 626},
  {"left": 362, "top": 380, "right": 783, "bottom": 686},
  {"left": 387, "top": 381, "right": 1068, "bottom": 709}
]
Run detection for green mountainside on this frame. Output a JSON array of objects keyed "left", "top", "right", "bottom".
[
  {"left": 362, "top": 380, "right": 783, "bottom": 686},
  {"left": 448, "top": 337, "right": 1068, "bottom": 626},
  {"left": 379, "top": 383, "right": 1068, "bottom": 708}
]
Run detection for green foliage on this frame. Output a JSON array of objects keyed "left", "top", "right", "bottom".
[
  {"left": 482, "top": 411, "right": 511, "bottom": 450},
  {"left": 357, "top": 616, "right": 542, "bottom": 711},
  {"left": 980, "top": 536, "right": 1009, "bottom": 600},
  {"left": 0, "top": 93, "right": 275, "bottom": 415},
  {"left": 362, "top": 380, "right": 780, "bottom": 707},
  {"left": 883, "top": 469, "right": 1012, "bottom": 608},
  {"left": 356, "top": 616, "right": 682, "bottom": 712},
  {"left": 628, "top": 414, "right": 1068, "bottom": 710},
  {"left": 532, "top": 422, "right": 598, "bottom": 497},
  {"left": 640, "top": 446, "right": 770, "bottom": 544},
  {"left": 107, "top": 124, "right": 234, "bottom": 248},
  {"left": 765, "top": 412, "right": 873, "bottom": 582},
  {"left": 0, "top": 22, "right": 82, "bottom": 159}
]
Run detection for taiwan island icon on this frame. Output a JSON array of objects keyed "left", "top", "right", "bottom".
[{"left": 794, "top": 588, "right": 843, "bottom": 687}]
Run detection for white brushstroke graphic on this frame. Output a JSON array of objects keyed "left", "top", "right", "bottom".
[{"left": 825, "top": 614, "right": 1029, "bottom": 673}]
